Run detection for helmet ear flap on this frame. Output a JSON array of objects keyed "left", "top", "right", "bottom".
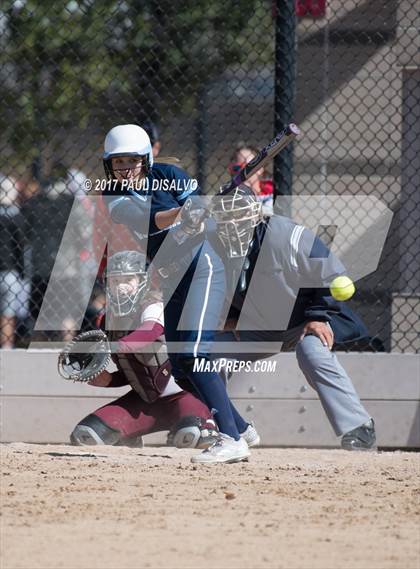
[
  {"left": 142, "top": 154, "right": 152, "bottom": 177},
  {"left": 103, "top": 159, "right": 113, "bottom": 180}
]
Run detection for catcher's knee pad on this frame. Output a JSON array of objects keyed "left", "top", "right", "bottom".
[
  {"left": 167, "top": 415, "right": 219, "bottom": 449},
  {"left": 70, "top": 414, "right": 122, "bottom": 446}
]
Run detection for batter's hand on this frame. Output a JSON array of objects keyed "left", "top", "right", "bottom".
[
  {"left": 300, "top": 321, "right": 334, "bottom": 349},
  {"left": 88, "top": 370, "right": 113, "bottom": 387},
  {"left": 181, "top": 197, "right": 209, "bottom": 230}
]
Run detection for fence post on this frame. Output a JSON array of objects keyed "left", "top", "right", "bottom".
[{"left": 273, "top": 0, "right": 296, "bottom": 203}]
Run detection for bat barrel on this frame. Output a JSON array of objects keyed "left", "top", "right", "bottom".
[{"left": 219, "top": 123, "right": 300, "bottom": 195}]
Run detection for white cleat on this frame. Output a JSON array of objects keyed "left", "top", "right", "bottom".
[
  {"left": 191, "top": 433, "right": 251, "bottom": 464},
  {"left": 240, "top": 422, "right": 261, "bottom": 448}
]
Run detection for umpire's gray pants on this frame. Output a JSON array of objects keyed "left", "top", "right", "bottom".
[
  {"left": 295, "top": 334, "right": 370, "bottom": 436},
  {"left": 216, "top": 328, "right": 371, "bottom": 437}
]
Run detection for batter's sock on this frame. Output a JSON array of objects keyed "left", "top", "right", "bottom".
[
  {"left": 229, "top": 402, "right": 249, "bottom": 434},
  {"left": 189, "top": 371, "right": 241, "bottom": 440}
]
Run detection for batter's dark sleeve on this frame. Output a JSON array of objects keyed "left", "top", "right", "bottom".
[
  {"left": 148, "top": 164, "right": 199, "bottom": 234},
  {"left": 295, "top": 228, "right": 346, "bottom": 322},
  {"left": 297, "top": 228, "right": 346, "bottom": 288}
]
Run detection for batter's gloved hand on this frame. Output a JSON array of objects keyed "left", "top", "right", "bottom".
[
  {"left": 180, "top": 197, "right": 210, "bottom": 231},
  {"left": 172, "top": 197, "right": 211, "bottom": 244}
]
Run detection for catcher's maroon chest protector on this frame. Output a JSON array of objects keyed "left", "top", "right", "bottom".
[{"left": 108, "top": 303, "right": 172, "bottom": 403}]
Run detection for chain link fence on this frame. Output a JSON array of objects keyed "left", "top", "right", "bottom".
[{"left": 0, "top": 0, "right": 418, "bottom": 352}]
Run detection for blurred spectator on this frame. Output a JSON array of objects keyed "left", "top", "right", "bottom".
[
  {"left": 142, "top": 119, "right": 161, "bottom": 158},
  {"left": 21, "top": 171, "right": 71, "bottom": 338},
  {"left": 66, "top": 168, "right": 88, "bottom": 197},
  {"left": 81, "top": 280, "right": 106, "bottom": 332},
  {"left": 229, "top": 144, "right": 274, "bottom": 216},
  {"left": 21, "top": 165, "right": 95, "bottom": 340},
  {"left": 60, "top": 168, "right": 96, "bottom": 340},
  {"left": 16, "top": 175, "right": 41, "bottom": 206},
  {"left": 0, "top": 174, "right": 26, "bottom": 348}
]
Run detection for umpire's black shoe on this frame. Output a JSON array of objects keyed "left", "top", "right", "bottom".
[{"left": 341, "top": 419, "right": 377, "bottom": 451}]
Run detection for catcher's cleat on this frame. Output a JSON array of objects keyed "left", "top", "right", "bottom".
[
  {"left": 191, "top": 433, "right": 250, "bottom": 464},
  {"left": 167, "top": 416, "right": 219, "bottom": 449},
  {"left": 196, "top": 418, "right": 219, "bottom": 449},
  {"left": 240, "top": 422, "right": 261, "bottom": 447},
  {"left": 341, "top": 419, "right": 377, "bottom": 451}
]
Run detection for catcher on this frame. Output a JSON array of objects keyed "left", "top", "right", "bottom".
[{"left": 59, "top": 250, "right": 219, "bottom": 449}]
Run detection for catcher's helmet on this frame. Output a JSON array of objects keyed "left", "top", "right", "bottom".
[
  {"left": 106, "top": 251, "right": 149, "bottom": 317},
  {"left": 212, "top": 184, "right": 262, "bottom": 258},
  {"left": 103, "top": 124, "right": 153, "bottom": 180}
]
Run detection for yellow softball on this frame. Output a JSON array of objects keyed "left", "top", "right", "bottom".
[{"left": 330, "top": 276, "right": 355, "bottom": 301}]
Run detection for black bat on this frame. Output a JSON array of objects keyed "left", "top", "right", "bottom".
[
  {"left": 124, "top": 124, "right": 299, "bottom": 220},
  {"left": 219, "top": 123, "right": 300, "bottom": 195}
]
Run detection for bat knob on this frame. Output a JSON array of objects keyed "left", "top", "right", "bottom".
[{"left": 288, "top": 123, "right": 300, "bottom": 136}]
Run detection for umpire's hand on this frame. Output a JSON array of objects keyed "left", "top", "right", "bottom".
[{"left": 300, "top": 321, "right": 334, "bottom": 350}]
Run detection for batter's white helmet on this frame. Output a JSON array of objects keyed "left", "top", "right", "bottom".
[{"left": 103, "top": 124, "right": 153, "bottom": 179}]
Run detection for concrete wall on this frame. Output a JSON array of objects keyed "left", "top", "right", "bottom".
[{"left": 1, "top": 350, "right": 419, "bottom": 448}]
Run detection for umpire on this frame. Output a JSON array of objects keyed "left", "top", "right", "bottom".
[{"left": 211, "top": 185, "right": 376, "bottom": 451}]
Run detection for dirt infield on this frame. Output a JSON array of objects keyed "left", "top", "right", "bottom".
[{"left": 1, "top": 443, "right": 419, "bottom": 569}]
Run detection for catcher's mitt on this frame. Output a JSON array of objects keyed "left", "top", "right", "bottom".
[{"left": 57, "top": 329, "right": 111, "bottom": 383}]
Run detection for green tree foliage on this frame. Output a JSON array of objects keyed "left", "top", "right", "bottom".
[{"left": 0, "top": 0, "right": 262, "bottom": 164}]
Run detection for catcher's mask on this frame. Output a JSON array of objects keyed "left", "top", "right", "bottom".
[
  {"left": 212, "top": 185, "right": 262, "bottom": 258},
  {"left": 103, "top": 124, "right": 153, "bottom": 181},
  {"left": 106, "top": 251, "right": 149, "bottom": 317}
]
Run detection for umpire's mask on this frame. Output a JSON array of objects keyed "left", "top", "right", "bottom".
[
  {"left": 212, "top": 185, "right": 262, "bottom": 258},
  {"left": 106, "top": 251, "right": 149, "bottom": 317}
]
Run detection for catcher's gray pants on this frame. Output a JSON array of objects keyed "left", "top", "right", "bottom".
[{"left": 295, "top": 334, "right": 371, "bottom": 436}]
